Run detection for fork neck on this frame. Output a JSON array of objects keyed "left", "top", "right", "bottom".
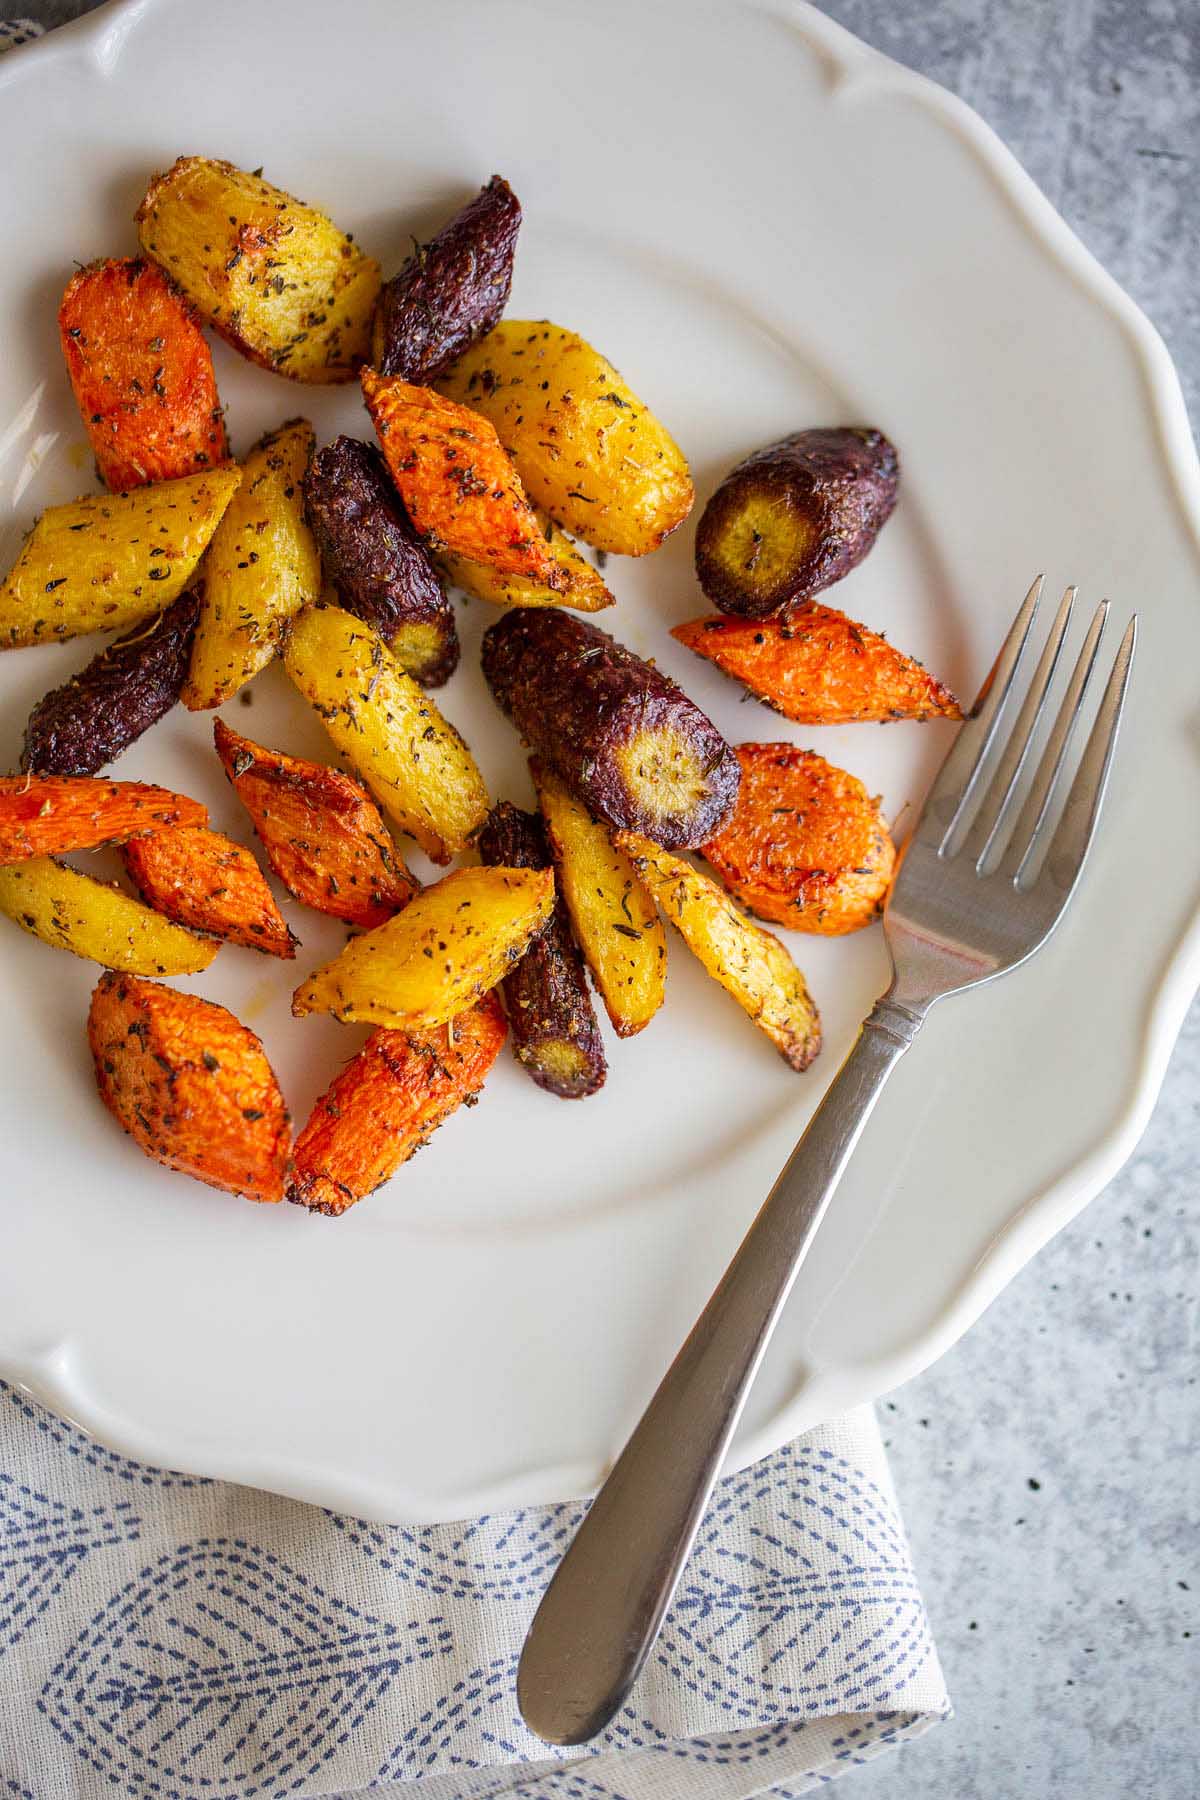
[{"left": 862, "top": 992, "right": 928, "bottom": 1052}]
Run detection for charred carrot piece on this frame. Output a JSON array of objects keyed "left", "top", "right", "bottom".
[
  {"left": 478, "top": 801, "right": 606, "bottom": 1099},
  {"left": 372, "top": 176, "right": 521, "bottom": 383},
  {"left": 0, "top": 776, "right": 206, "bottom": 864},
  {"left": 287, "top": 994, "right": 507, "bottom": 1215},
  {"left": 700, "top": 743, "right": 895, "bottom": 934},
  {"left": 122, "top": 824, "right": 296, "bottom": 957},
  {"left": 694, "top": 429, "right": 899, "bottom": 618},
  {"left": 87, "top": 972, "right": 291, "bottom": 1203},
  {"left": 482, "top": 607, "right": 740, "bottom": 849},
  {"left": 361, "top": 370, "right": 567, "bottom": 587},
  {"left": 58, "top": 257, "right": 229, "bottom": 493},
  {"left": 303, "top": 435, "right": 460, "bottom": 686},
  {"left": 671, "top": 603, "right": 961, "bottom": 725},
  {"left": 214, "top": 718, "right": 417, "bottom": 928},
  {"left": 21, "top": 591, "right": 200, "bottom": 777}
]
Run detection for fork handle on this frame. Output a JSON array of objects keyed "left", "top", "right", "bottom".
[{"left": 516, "top": 993, "right": 925, "bottom": 1747}]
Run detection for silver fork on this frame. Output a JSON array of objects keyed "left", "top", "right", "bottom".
[{"left": 517, "top": 577, "right": 1137, "bottom": 1747}]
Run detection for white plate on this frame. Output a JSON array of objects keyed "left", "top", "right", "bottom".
[{"left": 1, "top": 0, "right": 1198, "bottom": 1524}]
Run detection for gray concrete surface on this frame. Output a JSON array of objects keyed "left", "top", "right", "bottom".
[
  {"left": 7, "top": 1, "right": 1199, "bottom": 1794},
  {"left": 821, "top": 7, "right": 1200, "bottom": 1795}
]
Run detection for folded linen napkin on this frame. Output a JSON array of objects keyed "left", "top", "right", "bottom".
[
  {"left": 0, "top": 1380, "right": 946, "bottom": 1797},
  {"left": 0, "top": 20, "right": 946, "bottom": 1795}
]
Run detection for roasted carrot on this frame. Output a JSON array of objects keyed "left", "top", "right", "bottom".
[
  {"left": 180, "top": 417, "right": 322, "bottom": 710},
  {"left": 482, "top": 607, "right": 739, "bottom": 849},
  {"left": 0, "top": 467, "right": 241, "bottom": 650},
  {"left": 361, "top": 370, "right": 567, "bottom": 586},
  {"left": 700, "top": 743, "right": 895, "bottom": 933},
  {"left": 671, "top": 603, "right": 962, "bottom": 725},
  {"left": 0, "top": 776, "right": 205, "bottom": 864},
  {"left": 531, "top": 758, "right": 666, "bottom": 1039},
  {"left": 87, "top": 972, "right": 291, "bottom": 1203},
  {"left": 0, "top": 858, "right": 217, "bottom": 976},
  {"left": 291, "top": 866, "right": 555, "bottom": 1032},
  {"left": 693, "top": 428, "right": 899, "bottom": 618},
  {"left": 281, "top": 603, "right": 488, "bottom": 863},
  {"left": 287, "top": 995, "right": 507, "bottom": 1215},
  {"left": 122, "top": 824, "right": 296, "bottom": 957},
  {"left": 58, "top": 257, "right": 229, "bottom": 493},
  {"left": 614, "top": 830, "right": 822, "bottom": 1072},
  {"left": 478, "top": 801, "right": 606, "bottom": 1100},
  {"left": 22, "top": 590, "right": 200, "bottom": 777},
  {"left": 214, "top": 718, "right": 417, "bottom": 928},
  {"left": 135, "top": 155, "right": 381, "bottom": 384}
]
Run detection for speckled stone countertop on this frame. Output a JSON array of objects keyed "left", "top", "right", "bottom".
[{"left": 12, "top": 1, "right": 1200, "bottom": 1793}]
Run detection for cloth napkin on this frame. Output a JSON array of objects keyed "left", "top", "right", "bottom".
[
  {"left": 0, "top": 1380, "right": 946, "bottom": 1798},
  {"left": 0, "top": 16, "right": 947, "bottom": 1796}
]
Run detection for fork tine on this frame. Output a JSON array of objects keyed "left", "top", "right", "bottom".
[
  {"left": 915, "top": 575, "right": 1043, "bottom": 851},
  {"left": 963, "top": 584, "right": 1076, "bottom": 867},
  {"left": 998, "top": 600, "right": 1109, "bottom": 881},
  {"left": 1022, "top": 615, "right": 1137, "bottom": 894}
]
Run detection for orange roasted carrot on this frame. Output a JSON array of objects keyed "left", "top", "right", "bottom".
[
  {"left": 122, "top": 824, "right": 297, "bottom": 957},
  {"left": 214, "top": 718, "right": 417, "bottom": 928},
  {"left": 701, "top": 743, "right": 895, "bottom": 934},
  {"left": 671, "top": 603, "right": 961, "bottom": 725},
  {"left": 287, "top": 994, "right": 507, "bottom": 1215},
  {"left": 58, "top": 258, "right": 229, "bottom": 493},
  {"left": 87, "top": 972, "right": 291, "bottom": 1203},
  {"left": 361, "top": 370, "right": 567, "bottom": 587},
  {"left": 0, "top": 776, "right": 206, "bottom": 864}
]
